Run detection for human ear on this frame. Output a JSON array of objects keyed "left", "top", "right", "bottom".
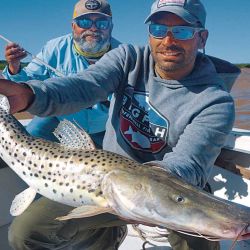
[{"left": 198, "top": 30, "right": 209, "bottom": 49}]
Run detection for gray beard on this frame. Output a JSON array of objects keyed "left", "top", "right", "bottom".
[{"left": 73, "top": 31, "right": 111, "bottom": 54}]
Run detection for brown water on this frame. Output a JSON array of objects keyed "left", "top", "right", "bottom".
[
  {"left": 230, "top": 68, "right": 250, "bottom": 130},
  {"left": 1, "top": 69, "right": 250, "bottom": 130}
]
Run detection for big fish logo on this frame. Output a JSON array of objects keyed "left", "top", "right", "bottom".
[{"left": 120, "top": 87, "right": 169, "bottom": 153}]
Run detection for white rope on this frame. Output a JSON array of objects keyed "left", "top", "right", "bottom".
[
  {"left": 131, "top": 224, "right": 169, "bottom": 243},
  {"left": 129, "top": 224, "right": 170, "bottom": 250}
]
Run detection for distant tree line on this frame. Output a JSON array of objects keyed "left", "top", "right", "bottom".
[
  {"left": 237, "top": 64, "right": 250, "bottom": 68},
  {"left": 0, "top": 60, "right": 29, "bottom": 70}
]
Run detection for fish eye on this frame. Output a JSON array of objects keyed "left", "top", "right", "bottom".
[{"left": 175, "top": 195, "right": 185, "bottom": 203}]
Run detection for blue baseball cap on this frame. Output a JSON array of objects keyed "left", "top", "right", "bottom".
[{"left": 145, "top": 0, "right": 206, "bottom": 28}]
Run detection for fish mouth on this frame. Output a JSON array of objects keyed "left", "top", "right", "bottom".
[
  {"left": 175, "top": 224, "right": 250, "bottom": 241},
  {"left": 240, "top": 233, "right": 250, "bottom": 240},
  {"left": 237, "top": 224, "right": 250, "bottom": 240}
]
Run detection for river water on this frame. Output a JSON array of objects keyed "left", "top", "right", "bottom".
[
  {"left": 1, "top": 68, "right": 250, "bottom": 130},
  {"left": 230, "top": 68, "right": 250, "bottom": 130}
]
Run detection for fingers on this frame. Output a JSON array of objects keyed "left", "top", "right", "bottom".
[
  {"left": 5, "top": 43, "right": 27, "bottom": 74},
  {"left": 5, "top": 43, "right": 27, "bottom": 63}
]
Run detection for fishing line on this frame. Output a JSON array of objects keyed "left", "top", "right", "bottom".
[
  {"left": 176, "top": 229, "right": 220, "bottom": 241},
  {"left": 0, "top": 34, "right": 65, "bottom": 77},
  {"left": 229, "top": 223, "right": 249, "bottom": 250}
]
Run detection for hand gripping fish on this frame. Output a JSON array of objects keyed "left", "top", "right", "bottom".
[{"left": 0, "top": 94, "right": 250, "bottom": 243}]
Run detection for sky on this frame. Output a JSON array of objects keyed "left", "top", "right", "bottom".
[{"left": 0, "top": 0, "right": 249, "bottom": 64}]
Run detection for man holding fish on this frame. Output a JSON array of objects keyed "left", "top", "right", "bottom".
[{"left": 0, "top": 0, "right": 242, "bottom": 249}]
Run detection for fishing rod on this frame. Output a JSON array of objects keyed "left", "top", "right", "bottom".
[{"left": 0, "top": 34, "right": 65, "bottom": 77}]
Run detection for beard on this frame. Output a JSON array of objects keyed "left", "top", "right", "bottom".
[
  {"left": 153, "top": 45, "right": 186, "bottom": 72},
  {"left": 152, "top": 44, "right": 197, "bottom": 73},
  {"left": 73, "top": 30, "right": 111, "bottom": 54}
]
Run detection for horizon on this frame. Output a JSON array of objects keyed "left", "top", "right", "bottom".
[{"left": 0, "top": 60, "right": 249, "bottom": 70}]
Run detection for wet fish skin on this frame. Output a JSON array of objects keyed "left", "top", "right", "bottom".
[
  {"left": 0, "top": 108, "right": 134, "bottom": 208},
  {"left": 102, "top": 166, "right": 250, "bottom": 240},
  {"left": 0, "top": 94, "right": 250, "bottom": 240}
]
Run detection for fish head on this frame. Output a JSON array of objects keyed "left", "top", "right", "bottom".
[{"left": 102, "top": 167, "right": 250, "bottom": 240}]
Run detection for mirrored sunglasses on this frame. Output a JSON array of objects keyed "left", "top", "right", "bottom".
[
  {"left": 149, "top": 23, "right": 204, "bottom": 40},
  {"left": 74, "top": 18, "right": 111, "bottom": 30}
]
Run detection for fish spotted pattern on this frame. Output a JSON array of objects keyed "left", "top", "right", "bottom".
[{"left": 0, "top": 94, "right": 250, "bottom": 242}]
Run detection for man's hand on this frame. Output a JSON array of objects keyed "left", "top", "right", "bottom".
[
  {"left": 5, "top": 43, "right": 27, "bottom": 75},
  {"left": 0, "top": 79, "right": 34, "bottom": 113}
]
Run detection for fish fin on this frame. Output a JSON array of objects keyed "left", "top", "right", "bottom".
[
  {"left": 10, "top": 187, "right": 37, "bottom": 216},
  {"left": 53, "top": 119, "right": 96, "bottom": 150},
  {"left": 0, "top": 94, "right": 10, "bottom": 113},
  {"left": 56, "top": 205, "right": 116, "bottom": 221}
]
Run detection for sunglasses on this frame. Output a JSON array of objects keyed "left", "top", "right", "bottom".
[
  {"left": 149, "top": 23, "right": 204, "bottom": 40},
  {"left": 74, "top": 18, "right": 111, "bottom": 30}
]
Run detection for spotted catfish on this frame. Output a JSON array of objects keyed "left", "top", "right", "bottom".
[{"left": 0, "top": 94, "right": 250, "bottom": 242}]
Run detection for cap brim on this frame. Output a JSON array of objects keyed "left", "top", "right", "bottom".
[
  {"left": 144, "top": 6, "right": 198, "bottom": 24},
  {"left": 73, "top": 12, "right": 111, "bottom": 20}
]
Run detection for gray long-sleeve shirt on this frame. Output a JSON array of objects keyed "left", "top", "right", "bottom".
[{"left": 26, "top": 44, "right": 235, "bottom": 187}]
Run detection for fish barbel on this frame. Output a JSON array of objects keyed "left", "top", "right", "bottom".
[{"left": 0, "top": 94, "right": 250, "bottom": 241}]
